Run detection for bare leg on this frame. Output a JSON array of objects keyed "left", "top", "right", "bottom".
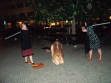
[
  {"left": 25, "top": 56, "right": 28, "bottom": 62},
  {"left": 29, "top": 55, "right": 34, "bottom": 63},
  {"left": 54, "top": 59, "right": 59, "bottom": 65},
  {"left": 52, "top": 57, "right": 59, "bottom": 65},
  {"left": 29, "top": 55, "right": 39, "bottom": 66},
  {"left": 97, "top": 49, "right": 102, "bottom": 60},
  {"left": 89, "top": 50, "right": 93, "bottom": 59}
]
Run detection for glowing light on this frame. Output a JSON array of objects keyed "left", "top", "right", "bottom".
[
  {"left": 4, "top": 21, "right": 6, "bottom": 25},
  {"left": 92, "top": 18, "right": 100, "bottom": 20},
  {"left": 44, "top": 27, "right": 46, "bottom": 29},
  {"left": 71, "top": 21, "right": 72, "bottom": 23},
  {"left": 24, "top": 21, "right": 28, "bottom": 24},
  {"left": 66, "top": 20, "right": 68, "bottom": 23},
  {"left": 8, "top": 23, "right": 11, "bottom": 26},
  {"left": 109, "top": 16, "right": 111, "bottom": 19},
  {"left": 29, "top": 20, "right": 35, "bottom": 24},
  {"left": 96, "top": 18, "right": 100, "bottom": 20},
  {"left": 19, "top": 22, "right": 22, "bottom": 25},
  {"left": 51, "top": 23, "right": 55, "bottom": 26},
  {"left": 57, "top": 22, "right": 59, "bottom": 25}
]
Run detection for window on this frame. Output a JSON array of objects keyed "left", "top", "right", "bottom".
[
  {"left": 8, "top": 5, "right": 15, "bottom": 10},
  {"left": 11, "top": 14, "right": 17, "bottom": 18},
  {"left": 19, "top": 13, "right": 25, "bottom": 18},
  {"left": 3, "top": 6, "right": 8, "bottom": 11},
  {"left": 17, "top": 3, "right": 23, "bottom": 8},
  {"left": 27, "top": 11, "right": 34, "bottom": 16},
  {"left": 26, "top": 2, "right": 29, "bottom": 7},
  {"left": 11, "top": 5, "right": 15, "bottom": 9},
  {"left": 4, "top": 15, "right": 9, "bottom": 19}
]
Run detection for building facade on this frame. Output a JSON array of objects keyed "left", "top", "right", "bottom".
[{"left": 0, "top": 0, "right": 34, "bottom": 29}]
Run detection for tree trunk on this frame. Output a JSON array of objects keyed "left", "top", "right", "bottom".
[{"left": 71, "top": 17, "right": 76, "bottom": 40}]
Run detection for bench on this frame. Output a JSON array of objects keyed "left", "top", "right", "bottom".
[{"left": 44, "top": 34, "right": 85, "bottom": 45}]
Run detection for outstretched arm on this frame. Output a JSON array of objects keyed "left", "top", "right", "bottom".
[
  {"left": 61, "top": 44, "right": 64, "bottom": 57},
  {"left": 51, "top": 45, "right": 53, "bottom": 56}
]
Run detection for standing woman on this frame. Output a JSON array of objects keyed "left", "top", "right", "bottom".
[
  {"left": 21, "top": 23, "right": 37, "bottom": 66},
  {"left": 81, "top": 20, "right": 102, "bottom": 61}
]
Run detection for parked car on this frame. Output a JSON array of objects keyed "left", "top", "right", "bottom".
[
  {"left": 47, "top": 27, "right": 67, "bottom": 34},
  {"left": 44, "top": 25, "right": 51, "bottom": 29}
]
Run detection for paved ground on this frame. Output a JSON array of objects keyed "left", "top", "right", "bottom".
[{"left": 0, "top": 32, "right": 111, "bottom": 83}]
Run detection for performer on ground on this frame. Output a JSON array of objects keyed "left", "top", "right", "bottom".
[
  {"left": 51, "top": 39, "right": 64, "bottom": 65},
  {"left": 81, "top": 20, "right": 102, "bottom": 61},
  {"left": 21, "top": 23, "right": 38, "bottom": 66}
]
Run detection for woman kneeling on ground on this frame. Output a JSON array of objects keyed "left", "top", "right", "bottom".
[{"left": 51, "top": 39, "right": 64, "bottom": 65}]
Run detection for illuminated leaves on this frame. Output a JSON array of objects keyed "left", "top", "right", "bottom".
[{"left": 27, "top": 0, "right": 110, "bottom": 22}]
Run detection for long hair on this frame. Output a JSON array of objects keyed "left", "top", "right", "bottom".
[
  {"left": 83, "top": 20, "right": 92, "bottom": 28},
  {"left": 52, "top": 40, "right": 64, "bottom": 57},
  {"left": 85, "top": 20, "right": 92, "bottom": 27}
]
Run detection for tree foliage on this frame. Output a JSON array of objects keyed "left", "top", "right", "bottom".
[{"left": 27, "top": 0, "right": 110, "bottom": 23}]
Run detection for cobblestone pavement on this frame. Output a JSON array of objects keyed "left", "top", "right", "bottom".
[{"left": 0, "top": 33, "right": 111, "bottom": 83}]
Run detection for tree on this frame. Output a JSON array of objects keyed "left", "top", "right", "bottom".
[{"left": 27, "top": 0, "right": 110, "bottom": 34}]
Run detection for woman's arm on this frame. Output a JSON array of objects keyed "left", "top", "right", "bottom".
[
  {"left": 51, "top": 45, "right": 53, "bottom": 56},
  {"left": 81, "top": 27, "right": 87, "bottom": 32}
]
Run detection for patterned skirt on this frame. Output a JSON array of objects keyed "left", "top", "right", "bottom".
[
  {"left": 22, "top": 49, "right": 34, "bottom": 57},
  {"left": 89, "top": 35, "right": 101, "bottom": 50}
]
